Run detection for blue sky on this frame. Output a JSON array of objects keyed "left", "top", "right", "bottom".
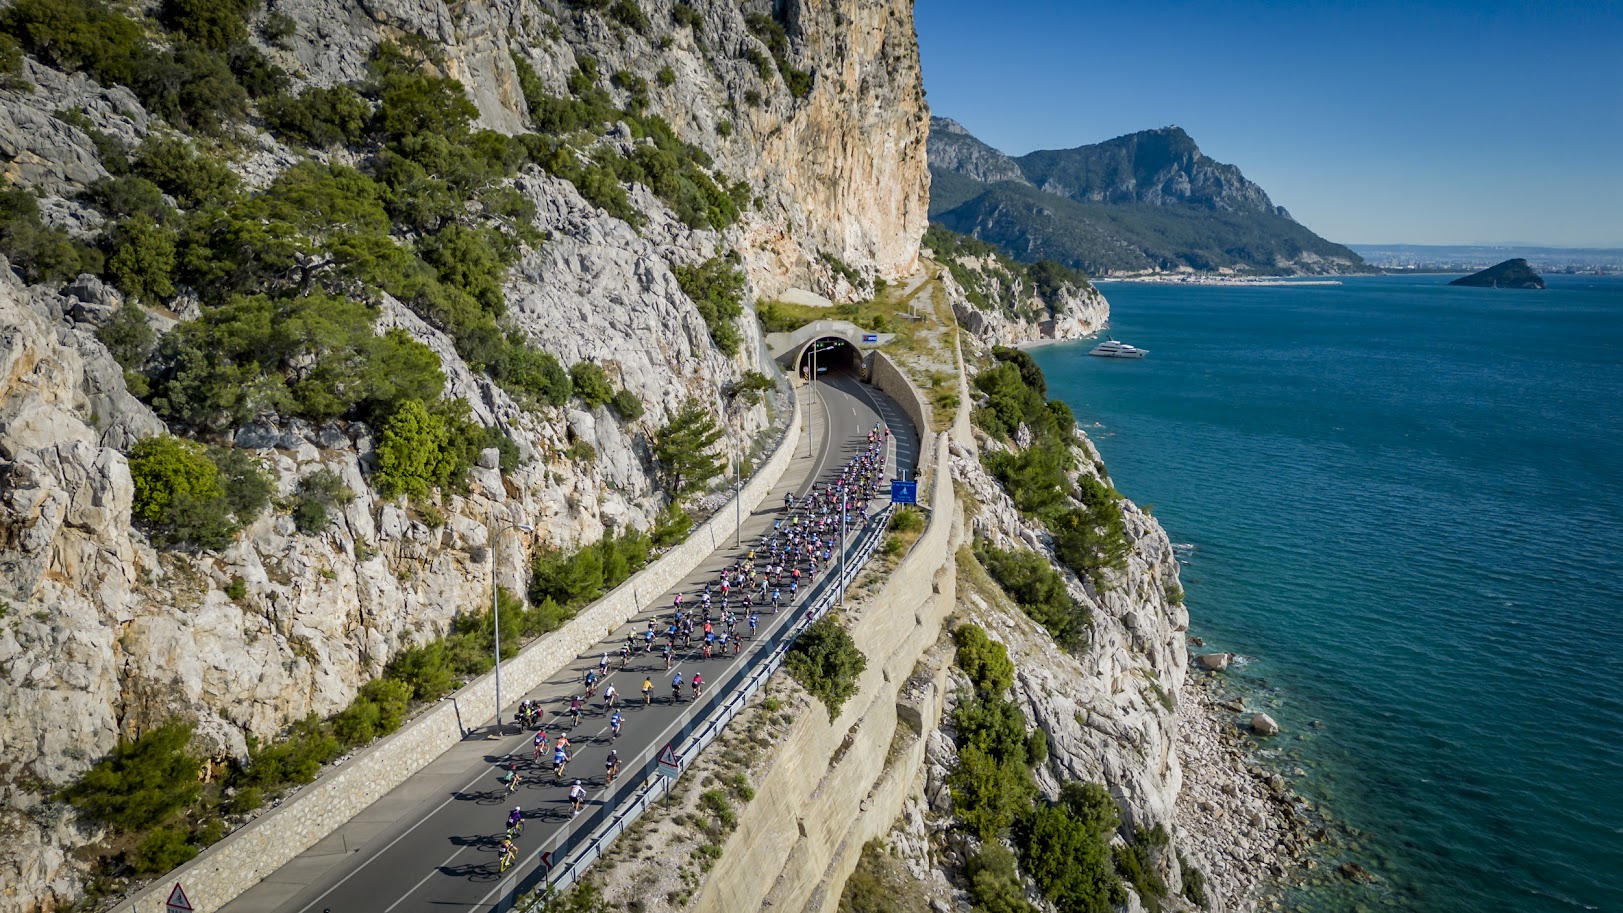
[{"left": 915, "top": 0, "right": 1623, "bottom": 247}]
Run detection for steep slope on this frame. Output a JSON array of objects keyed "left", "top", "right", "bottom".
[
  {"left": 0, "top": 0, "right": 929, "bottom": 908},
  {"left": 927, "top": 117, "right": 1367, "bottom": 276}
]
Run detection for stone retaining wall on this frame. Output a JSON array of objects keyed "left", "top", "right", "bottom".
[
  {"left": 866, "top": 350, "right": 933, "bottom": 479},
  {"left": 695, "top": 429, "right": 958, "bottom": 913},
  {"left": 112, "top": 396, "right": 802, "bottom": 913}
]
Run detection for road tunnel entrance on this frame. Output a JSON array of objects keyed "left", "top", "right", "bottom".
[{"left": 796, "top": 336, "right": 862, "bottom": 380}]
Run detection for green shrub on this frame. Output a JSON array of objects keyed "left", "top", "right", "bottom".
[
  {"left": 652, "top": 503, "right": 692, "bottom": 547},
  {"left": 879, "top": 535, "right": 903, "bottom": 558},
  {"left": 726, "top": 370, "right": 775, "bottom": 404},
  {"left": 373, "top": 399, "right": 459, "bottom": 499},
  {"left": 264, "top": 84, "right": 371, "bottom": 148},
  {"left": 105, "top": 213, "right": 177, "bottom": 303},
  {"left": 609, "top": 388, "right": 644, "bottom": 421},
  {"left": 130, "top": 825, "right": 198, "bottom": 875},
  {"left": 954, "top": 694, "right": 1031, "bottom": 767},
  {"left": 785, "top": 617, "right": 867, "bottom": 721},
  {"left": 96, "top": 302, "right": 155, "bottom": 371},
  {"left": 153, "top": 295, "right": 444, "bottom": 432},
  {"left": 128, "top": 435, "right": 267, "bottom": 548},
  {"left": 1112, "top": 825, "right": 1169, "bottom": 912},
  {"left": 0, "top": 187, "right": 103, "bottom": 283},
  {"left": 978, "top": 544, "right": 1087, "bottom": 650},
  {"left": 0, "top": 33, "right": 25, "bottom": 90},
  {"left": 332, "top": 677, "right": 413, "bottom": 745},
  {"left": 293, "top": 468, "right": 355, "bottom": 534},
  {"left": 158, "top": 0, "right": 257, "bottom": 50},
  {"left": 699, "top": 788, "right": 736, "bottom": 834},
  {"left": 64, "top": 720, "right": 200, "bottom": 832},
  {"left": 716, "top": 119, "right": 733, "bottom": 138},
  {"left": 82, "top": 175, "right": 169, "bottom": 221},
  {"left": 671, "top": 2, "right": 703, "bottom": 31},
  {"left": 241, "top": 715, "right": 340, "bottom": 787},
  {"left": 1180, "top": 857, "right": 1208, "bottom": 909},
  {"left": 570, "top": 361, "right": 615, "bottom": 408},
  {"left": 949, "top": 744, "right": 1035, "bottom": 841},
  {"left": 953, "top": 624, "right": 1014, "bottom": 695},
  {"left": 1016, "top": 782, "right": 1124, "bottom": 913},
  {"left": 657, "top": 65, "right": 676, "bottom": 87},
  {"left": 1050, "top": 479, "right": 1129, "bottom": 583},
  {"left": 653, "top": 400, "right": 725, "bottom": 495},
  {"left": 386, "top": 641, "right": 458, "bottom": 701},
  {"left": 229, "top": 785, "right": 264, "bottom": 814},
  {"left": 674, "top": 256, "right": 746, "bottom": 355},
  {"left": 529, "top": 528, "right": 650, "bottom": 609},
  {"left": 966, "top": 842, "right": 1038, "bottom": 913},
  {"left": 224, "top": 576, "right": 247, "bottom": 600},
  {"left": 889, "top": 506, "right": 923, "bottom": 534},
  {"left": 130, "top": 136, "right": 240, "bottom": 209}
]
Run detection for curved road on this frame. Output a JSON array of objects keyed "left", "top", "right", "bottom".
[{"left": 221, "top": 367, "right": 919, "bottom": 913}]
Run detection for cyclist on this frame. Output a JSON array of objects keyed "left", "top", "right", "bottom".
[
  {"left": 531, "top": 730, "right": 549, "bottom": 760},
  {"left": 609, "top": 709, "right": 624, "bottom": 739},
  {"left": 506, "top": 805, "right": 524, "bottom": 837},
  {"left": 598, "top": 652, "right": 610, "bottom": 676},
  {"left": 501, "top": 764, "right": 521, "bottom": 794},
  {"left": 568, "top": 695, "right": 583, "bottom": 727},
  {"left": 671, "top": 671, "right": 684, "bottom": 703},
  {"left": 498, "top": 837, "right": 517, "bottom": 873},
  {"left": 552, "top": 746, "right": 570, "bottom": 780},
  {"left": 619, "top": 643, "right": 631, "bottom": 669},
  {"left": 568, "top": 780, "right": 587, "bottom": 816},
  {"left": 604, "top": 748, "right": 620, "bottom": 785},
  {"left": 691, "top": 672, "right": 704, "bottom": 699},
  {"left": 603, "top": 684, "right": 618, "bottom": 710},
  {"left": 642, "top": 676, "right": 654, "bottom": 705},
  {"left": 749, "top": 613, "right": 759, "bottom": 637}
]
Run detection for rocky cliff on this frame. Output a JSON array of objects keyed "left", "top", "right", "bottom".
[{"left": 0, "top": 0, "right": 928, "bottom": 908}]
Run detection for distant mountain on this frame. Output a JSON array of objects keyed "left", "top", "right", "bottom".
[
  {"left": 1449, "top": 258, "right": 1546, "bottom": 289},
  {"left": 927, "top": 118, "right": 1368, "bottom": 277}
]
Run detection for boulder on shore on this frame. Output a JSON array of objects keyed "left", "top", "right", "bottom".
[
  {"left": 1249, "top": 713, "right": 1280, "bottom": 736},
  {"left": 1196, "top": 652, "right": 1233, "bottom": 672},
  {"left": 1448, "top": 258, "right": 1545, "bottom": 289}
]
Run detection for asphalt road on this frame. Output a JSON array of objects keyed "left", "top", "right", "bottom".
[{"left": 221, "top": 368, "right": 919, "bottom": 913}]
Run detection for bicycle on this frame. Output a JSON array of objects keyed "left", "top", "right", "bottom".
[
  {"left": 507, "top": 818, "right": 524, "bottom": 839},
  {"left": 499, "top": 845, "right": 517, "bottom": 873}
]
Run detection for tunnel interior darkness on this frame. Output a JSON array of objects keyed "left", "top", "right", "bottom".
[{"left": 795, "top": 337, "right": 862, "bottom": 378}]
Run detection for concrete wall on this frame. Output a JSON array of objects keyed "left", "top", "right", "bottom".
[
  {"left": 113, "top": 396, "right": 803, "bottom": 913},
  {"left": 866, "top": 349, "right": 934, "bottom": 483},
  {"left": 695, "top": 429, "right": 959, "bottom": 913}
]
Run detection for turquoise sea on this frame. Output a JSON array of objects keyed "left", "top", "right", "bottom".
[{"left": 1030, "top": 275, "right": 1623, "bottom": 913}]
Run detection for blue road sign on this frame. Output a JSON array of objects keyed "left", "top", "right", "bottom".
[
  {"left": 890, "top": 480, "right": 917, "bottom": 504},
  {"left": 862, "top": 333, "right": 879, "bottom": 343}
]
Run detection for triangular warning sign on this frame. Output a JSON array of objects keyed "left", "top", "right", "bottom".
[
  {"left": 658, "top": 744, "right": 679, "bottom": 768},
  {"left": 165, "top": 883, "right": 194, "bottom": 912}
]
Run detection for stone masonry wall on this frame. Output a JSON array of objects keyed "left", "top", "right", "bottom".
[{"left": 110, "top": 396, "right": 801, "bottom": 913}]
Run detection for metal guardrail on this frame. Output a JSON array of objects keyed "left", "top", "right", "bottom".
[{"left": 510, "top": 501, "right": 899, "bottom": 910}]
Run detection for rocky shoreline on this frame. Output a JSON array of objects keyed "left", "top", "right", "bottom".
[{"left": 1175, "top": 659, "right": 1317, "bottom": 912}]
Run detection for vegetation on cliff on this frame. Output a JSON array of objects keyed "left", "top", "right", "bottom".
[
  {"left": 786, "top": 616, "right": 868, "bottom": 721},
  {"left": 924, "top": 223, "right": 1091, "bottom": 324},
  {"left": 974, "top": 347, "right": 1129, "bottom": 586}
]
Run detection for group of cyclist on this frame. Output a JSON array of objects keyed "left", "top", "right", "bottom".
[{"left": 491, "top": 423, "right": 892, "bottom": 876}]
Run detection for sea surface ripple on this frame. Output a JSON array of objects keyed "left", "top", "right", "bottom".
[{"left": 1031, "top": 275, "right": 1623, "bottom": 913}]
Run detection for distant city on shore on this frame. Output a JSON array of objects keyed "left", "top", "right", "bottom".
[{"left": 1351, "top": 244, "right": 1623, "bottom": 275}]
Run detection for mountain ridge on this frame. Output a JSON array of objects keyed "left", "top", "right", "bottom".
[{"left": 928, "top": 117, "right": 1367, "bottom": 277}]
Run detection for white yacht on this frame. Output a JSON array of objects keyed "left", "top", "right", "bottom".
[{"left": 1088, "top": 337, "right": 1148, "bottom": 358}]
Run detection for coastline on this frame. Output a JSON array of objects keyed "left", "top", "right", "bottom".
[{"left": 1176, "top": 664, "right": 1317, "bottom": 910}]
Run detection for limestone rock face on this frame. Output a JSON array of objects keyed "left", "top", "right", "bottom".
[
  {"left": 269, "top": 0, "right": 928, "bottom": 300},
  {"left": 940, "top": 258, "right": 1109, "bottom": 347}
]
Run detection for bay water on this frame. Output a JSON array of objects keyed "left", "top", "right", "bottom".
[{"left": 1030, "top": 275, "right": 1623, "bottom": 913}]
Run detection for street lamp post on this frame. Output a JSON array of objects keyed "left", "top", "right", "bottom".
[{"left": 491, "top": 520, "right": 535, "bottom": 737}]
